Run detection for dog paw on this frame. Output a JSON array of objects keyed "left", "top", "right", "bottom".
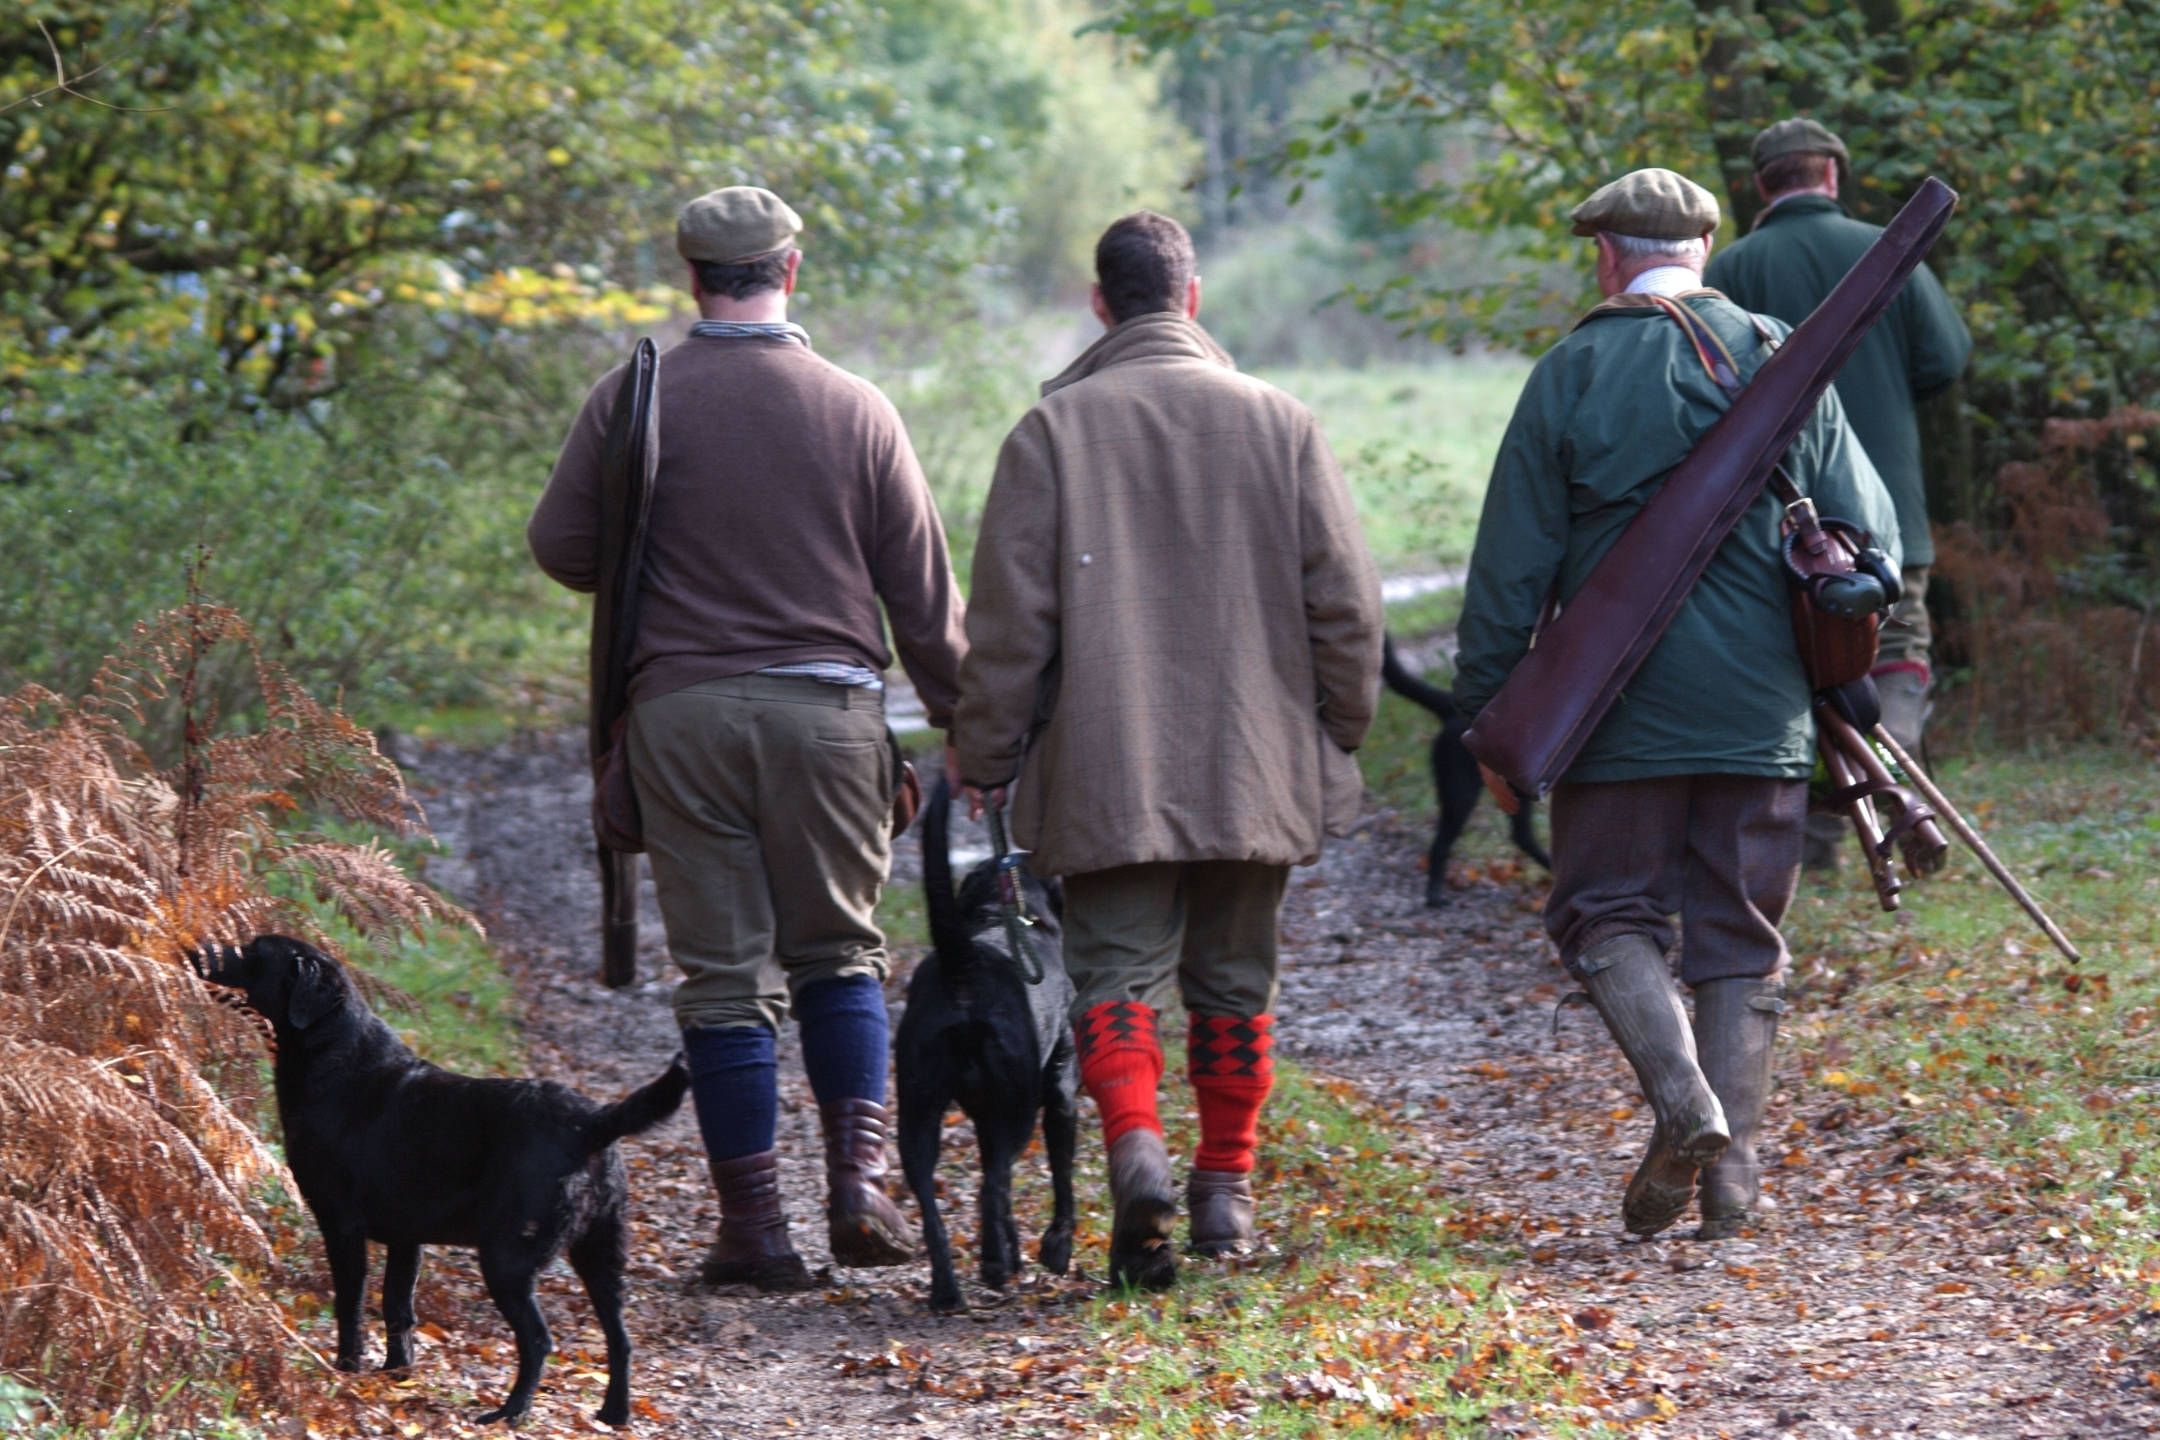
[
  {"left": 473, "top": 1402, "right": 529, "bottom": 1426},
  {"left": 333, "top": 1354, "right": 362, "bottom": 1374},
  {"left": 594, "top": 1401, "right": 629, "bottom": 1427},
  {"left": 1037, "top": 1227, "right": 1073, "bottom": 1276},
  {"left": 927, "top": 1286, "right": 967, "bottom": 1314}
]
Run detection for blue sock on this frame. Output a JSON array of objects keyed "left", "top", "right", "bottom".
[
  {"left": 682, "top": 1024, "right": 777, "bottom": 1162},
  {"left": 793, "top": 973, "right": 890, "bottom": 1107}
]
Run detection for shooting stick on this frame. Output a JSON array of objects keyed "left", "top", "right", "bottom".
[{"left": 1869, "top": 726, "right": 2084, "bottom": 965}]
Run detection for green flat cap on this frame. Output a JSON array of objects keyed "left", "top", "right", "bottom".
[
  {"left": 1751, "top": 118, "right": 1850, "bottom": 169},
  {"left": 1569, "top": 168, "right": 1720, "bottom": 239},
  {"left": 676, "top": 186, "right": 802, "bottom": 265}
]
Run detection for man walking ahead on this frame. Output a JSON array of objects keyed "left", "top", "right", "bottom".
[
  {"left": 530, "top": 187, "right": 967, "bottom": 1291},
  {"left": 953, "top": 212, "right": 1384, "bottom": 1290},
  {"left": 1705, "top": 120, "right": 1970, "bottom": 754},
  {"left": 1454, "top": 170, "right": 1899, "bottom": 1241}
]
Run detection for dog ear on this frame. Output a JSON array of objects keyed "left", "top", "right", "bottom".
[{"left": 287, "top": 950, "right": 347, "bottom": 1030}]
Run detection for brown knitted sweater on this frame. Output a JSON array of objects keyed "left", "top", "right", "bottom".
[{"left": 529, "top": 335, "right": 967, "bottom": 725}]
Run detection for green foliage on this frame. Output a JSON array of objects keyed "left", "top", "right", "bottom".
[
  {"left": 1107, "top": 0, "right": 2160, "bottom": 433},
  {"left": 0, "top": 0, "right": 1013, "bottom": 397},
  {"left": 0, "top": 340, "right": 580, "bottom": 731}
]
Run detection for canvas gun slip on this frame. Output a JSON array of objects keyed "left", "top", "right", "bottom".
[
  {"left": 590, "top": 338, "right": 660, "bottom": 989},
  {"left": 1462, "top": 177, "right": 1959, "bottom": 797}
]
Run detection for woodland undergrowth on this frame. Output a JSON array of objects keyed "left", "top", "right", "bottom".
[
  {"left": 1934, "top": 409, "right": 2160, "bottom": 746},
  {"left": 0, "top": 598, "right": 472, "bottom": 1429}
]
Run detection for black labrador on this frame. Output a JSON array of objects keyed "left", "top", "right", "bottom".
[
  {"left": 1381, "top": 636, "right": 1551, "bottom": 907},
  {"left": 195, "top": 935, "right": 687, "bottom": 1427},
  {"left": 893, "top": 779, "right": 1079, "bottom": 1312}
]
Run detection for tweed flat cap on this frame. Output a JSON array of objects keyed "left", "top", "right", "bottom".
[
  {"left": 1751, "top": 118, "right": 1850, "bottom": 170},
  {"left": 676, "top": 186, "right": 802, "bottom": 265},
  {"left": 1569, "top": 168, "right": 1721, "bottom": 239}
]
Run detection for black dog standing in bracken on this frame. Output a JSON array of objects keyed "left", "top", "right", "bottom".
[
  {"left": 893, "top": 778, "right": 1080, "bottom": 1312},
  {"left": 1381, "top": 635, "right": 1551, "bottom": 907},
  {"left": 195, "top": 935, "right": 687, "bottom": 1427}
]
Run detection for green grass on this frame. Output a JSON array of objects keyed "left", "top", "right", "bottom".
[
  {"left": 1775, "top": 744, "right": 2160, "bottom": 1286},
  {"left": 1087, "top": 1049, "right": 1589, "bottom": 1437},
  {"left": 1254, "top": 361, "right": 1530, "bottom": 572}
]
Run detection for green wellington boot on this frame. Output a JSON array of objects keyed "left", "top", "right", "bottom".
[
  {"left": 1573, "top": 933, "right": 1729, "bottom": 1236},
  {"left": 1692, "top": 977, "right": 1784, "bottom": 1240}
]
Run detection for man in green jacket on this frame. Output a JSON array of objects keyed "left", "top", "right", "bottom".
[
  {"left": 1704, "top": 119, "right": 1971, "bottom": 756},
  {"left": 1454, "top": 168, "right": 1899, "bottom": 1241}
]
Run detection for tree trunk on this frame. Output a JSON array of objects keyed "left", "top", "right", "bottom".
[{"left": 1694, "top": 0, "right": 1767, "bottom": 230}]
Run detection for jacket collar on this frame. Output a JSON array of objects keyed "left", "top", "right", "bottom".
[
  {"left": 1040, "top": 312, "right": 1236, "bottom": 397},
  {"left": 1571, "top": 288, "right": 1725, "bottom": 330},
  {"left": 1753, "top": 192, "right": 1846, "bottom": 230}
]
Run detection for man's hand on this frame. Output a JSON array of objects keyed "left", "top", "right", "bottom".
[
  {"left": 945, "top": 741, "right": 1007, "bottom": 819},
  {"left": 1478, "top": 762, "right": 1521, "bottom": 816}
]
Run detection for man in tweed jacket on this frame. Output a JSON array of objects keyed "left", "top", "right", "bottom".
[{"left": 952, "top": 211, "right": 1383, "bottom": 1290}]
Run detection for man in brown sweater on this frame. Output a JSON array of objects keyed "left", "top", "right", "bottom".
[
  {"left": 952, "top": 212, "right": 1384, "bottom": 1290},
  {"left": 529, "top": 187, "right": 967, "bottom": 1292}
]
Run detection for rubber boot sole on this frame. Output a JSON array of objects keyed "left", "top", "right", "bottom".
[{"left": 1622, "top": 1122, "right": 1729, "bottom": 1237}]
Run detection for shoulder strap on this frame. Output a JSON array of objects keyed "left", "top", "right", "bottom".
[{"left": 1646, "top": 295, "right": 1805, "bottom": 509}]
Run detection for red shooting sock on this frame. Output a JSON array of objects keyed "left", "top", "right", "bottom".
[
  {"left": 1188, "top": 1013, "right": 1276, "bottom": 1174},
  {"left": 1075, "top": 1001, "right": 1164, "bottom": 1146}
]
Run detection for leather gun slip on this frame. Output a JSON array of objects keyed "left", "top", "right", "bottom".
[
  {"left": 590, "top": 337, "right": 660, "bottom": 987},
  {"left": 1462, "top": 177, "right": 1958, "bottom": 798}
]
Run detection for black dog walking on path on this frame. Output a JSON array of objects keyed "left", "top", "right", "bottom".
[
  {"left": 894, "top": 779, "right": 1080, "bottom": 1312},
  {"left": 196, "top": 935, "right": 688, "bottom": 1427},
  {"left": 1381, "top": 636, "right": 1549, "bottom": 907}
]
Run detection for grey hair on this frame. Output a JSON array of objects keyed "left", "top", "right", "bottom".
[{"left": 1601, "top": 231, "right": 1709, "bottom": 265}]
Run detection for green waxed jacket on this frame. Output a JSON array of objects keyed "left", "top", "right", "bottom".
[
  {"left": 1453, "top": 290, "right": 1900, "bottom": 784},
  {"left": 1703, "top": 194, "right": 1970, "bottom": 566}
]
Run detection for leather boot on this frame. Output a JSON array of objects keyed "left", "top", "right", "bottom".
[
  {"left": 1187, "top": 1169, "right": 1255, "bottom": 1258},
  {"left": 1693, "top": 977, "right": 1784, "bottom": 1240},
  {"left": 1105, "top": 1128, "right": 1178, "bottom": 1290},
  {"left": 1573, "top": 933, "right": 1729, "bottom": 1236},
  {"left": 820, "top": 1099, "right": 914, "bottom": 1267},
  {"left": 700, "top": 1150, "right": 813, "bottom": 1291}
]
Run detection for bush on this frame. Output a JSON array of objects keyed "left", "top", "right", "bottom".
[
  {"left": 0, "top": 348, "right": 585, "bottom": 750},
  {"left": 0, "top": 603, "right": 472, "bottom": 1424}
]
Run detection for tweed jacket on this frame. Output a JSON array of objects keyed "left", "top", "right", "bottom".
[{"left": 952, "top": 313, "right": 1383, "bottom": 877}]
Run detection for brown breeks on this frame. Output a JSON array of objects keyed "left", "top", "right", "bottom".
[
  {"left": 1545, "top": 775, "right": 1807, "bottom": 986},
  {"left": 626, "top": 673, "right": 892, "bottom": 1031},
  {"left": 1061, "top": 860, "right": 1289, "bottom": 1018}
]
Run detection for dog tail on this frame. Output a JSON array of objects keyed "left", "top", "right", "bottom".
[
  {"left": 922, "top": 773, "right": 975, "bottom": 964},
  {"left": 1381, "top": 634, "right": 1460, "bottom": 721},
  {"left": 584, "top": 1052, "right": 690, "bottom": 1152}
]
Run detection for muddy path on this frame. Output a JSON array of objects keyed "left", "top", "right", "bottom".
[{"left": 400, "top": 730, "right": 2159, "bottom": 1438}]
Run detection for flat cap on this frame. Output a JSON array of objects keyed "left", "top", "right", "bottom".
[
  {"left": 1569, "top": 168, "right": 1721, "bottom": 239},
  {"left": 676, "top": 186, "right": 802, "bottom": 265},
  {"left": 1751, "top": 118, "right": 1850, "bottom": 170}
]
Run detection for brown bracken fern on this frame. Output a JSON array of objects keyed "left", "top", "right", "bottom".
[{"left": 0, "top": 598, "right": 475, "bottom": 1424}]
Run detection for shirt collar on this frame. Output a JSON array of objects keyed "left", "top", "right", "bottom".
[
  {"left": 1625, "top": 265, "right": 1706, "bottom": 298},
  {"left": 688, "top": 319, "right": 812, "bottom": 348}
]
